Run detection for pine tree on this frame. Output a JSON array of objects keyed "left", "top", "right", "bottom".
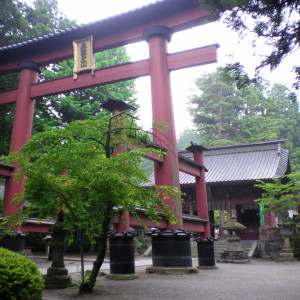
[{"left": 189, "top": 67, "right": 300, "bottom": 168}]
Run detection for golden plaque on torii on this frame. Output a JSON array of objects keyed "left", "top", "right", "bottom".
[{"left": 73, "top": 35, "right": 94, "bottom": 79}]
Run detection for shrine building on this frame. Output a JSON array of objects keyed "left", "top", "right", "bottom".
[{"left": 179, "top": 140, "right": 291, "bottom": 240}]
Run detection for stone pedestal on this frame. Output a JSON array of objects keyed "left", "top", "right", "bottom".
[
  {"left": 276, "top": 223, "right": 295, "bottom": 262},
  {"left": 219, "top": 217, "right": 249, "bottom": 264},
  {"left": 43, "top": 211, "right": 74, "bottom": 289}
]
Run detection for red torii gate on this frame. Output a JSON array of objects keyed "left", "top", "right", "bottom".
[{"left": 0, "top": 0, "right": 216, "bottom": 236}]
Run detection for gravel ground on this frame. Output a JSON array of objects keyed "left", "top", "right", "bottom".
[{"left": 35, "top": 257, "right": 300, "bottom": 300}]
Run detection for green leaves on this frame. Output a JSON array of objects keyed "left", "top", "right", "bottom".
[
  {"left": 197, "top": 0, "right": 300, "bottom": 89},
  {"left": 188, "top": 67, "right": 300, "bottom": 169},
  {"left": 1, "top": 116, "right": 181, "bottom": 240},
  {"left": 255, "top": 171, "right": 300, "bottom": 219},
  {"left": 0, "top": 2, "right": 137, "bottom": 157}
]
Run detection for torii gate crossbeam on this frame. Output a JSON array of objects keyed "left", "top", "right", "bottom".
[{"left": 0, "top": 0, "right": 216, "bottom": 236}]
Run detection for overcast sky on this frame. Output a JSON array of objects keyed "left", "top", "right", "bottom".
[{"left": 25, "top": 0, "right": 299, "bottom": 137}]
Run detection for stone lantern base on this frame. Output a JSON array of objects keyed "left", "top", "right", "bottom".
[
  {"left": 43, "top": 211, "right": 75, "bottom": 289},
  {"left": 43, "top": 267, "right": 73, "bottom": 289},
  {"left": 276, "top": 223, "right": 295, "bottom": 262},
  {"left": 219, "top": 218, "right": 250, "bottom": 264}
]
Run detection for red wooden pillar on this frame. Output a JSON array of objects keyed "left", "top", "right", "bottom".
[
  {"left": 101, "top": 97, "right": 136, "bottom": 232},
  {"left": 3, "top": 61, "right": 40, "bottom": 217},
  {"left": 143, "top": 26, "right": 182, "bottom": 229},
  {"left": 186, "top": 143, "right": 210, "bottom": 237}
]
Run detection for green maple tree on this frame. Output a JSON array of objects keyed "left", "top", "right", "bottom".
[{"left": 1, "top": 114, "right": 181, "bottom": 294}]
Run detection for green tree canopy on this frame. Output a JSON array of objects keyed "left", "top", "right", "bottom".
[
  {"left": 177, "top": 128, "right": 200, "bottom": 150},
  {"left": 1, "top": 115, "right": 181, "bottom": 293},
  {"left": 0, "top": 0, "right": 76, "bottom": 156},
  {"left": 188, "top": 67, "right": 300, "bottom": 169},
  {"left": 198, "top": 0, "right": 300, "bottom": 90},
  {"left": 255, "top": 171, "right": 300, "bottom": 220},
  {"left": 0, "top": 0, "right": 136, "bottom": 157}
]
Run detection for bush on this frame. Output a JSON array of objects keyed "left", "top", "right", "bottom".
[{"left": 0, "top": 247, "right": 44, "bottom": 300}]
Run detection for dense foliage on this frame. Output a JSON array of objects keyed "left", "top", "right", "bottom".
[
  {"left": 255, "top": 170, "right": 300, "bottom": 220},
  {"left": 35, "top": 48, "right": 136, "bottom": 134},
  {"left": 0, "top": 0, "right": 136, "bottom": 156},
  {"left": 0, "top": 247, "right": 44, "bottom": 300},
  {"left": 0, "top": 0, "right": 76, "bottom": 155},
  {"left": 198, "top": 0, "right": 300, "bottom": 90},
  {"left": 187, "top": 67, "right": 300, "bottom": 169},
  {"left": 1, "top": 115, "right": 181, "bottom": 293}
]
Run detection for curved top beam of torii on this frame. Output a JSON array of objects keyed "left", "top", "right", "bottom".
[
  {"left": 1, "top": 0, "right": 216, "bottom": 234},
  {"left": 0, "top": 0, "right": 214, "bottom": 73}
]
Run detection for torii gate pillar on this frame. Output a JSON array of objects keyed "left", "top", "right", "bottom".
[
  {"left": 3, "top": 61, "right": 40, "bottom": 217},
  {"left": 186, "top": 143, "right": 210, "bottom": 237},
  {"left": 144, "top": 26, "right": 182, "bottom": 229}
]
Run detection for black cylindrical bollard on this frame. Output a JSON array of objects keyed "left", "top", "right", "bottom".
[
  {"left": 109, "top": 232, "right": 135, "bottom": 274},
  {"left": 150, "top": 229, "right": 193, "bottom": 268},
  {"left": 195, "top": 237, "right": 216, "bottom": 268},
  {"left": 0, "top": 231, "right": 27, "bottom": 253}
]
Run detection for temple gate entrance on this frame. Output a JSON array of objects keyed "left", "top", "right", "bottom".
[{"left": 0, "top": 0, "right": 217, "bottom": 238}]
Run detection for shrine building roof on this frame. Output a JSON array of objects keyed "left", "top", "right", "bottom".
[
  {"left": 180, "top": 140, "right": 290, "bottom": 185},
  {"left": 0, "top": 161, "right": 14, "bottom": 170},
  {"left": 147, "top": 140, "right": 291, "bottom": 185}
]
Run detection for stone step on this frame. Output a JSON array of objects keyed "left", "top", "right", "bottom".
[{"left": 191, "top": 239, "right": 258, "bottom": 259}]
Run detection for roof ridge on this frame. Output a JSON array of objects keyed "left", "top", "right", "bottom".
[
  {"left": 206, "top": 139, "right": 287, "bottom": 151},
  {"left": 0, "top": 0, "right": 165, "bottom": 52}
]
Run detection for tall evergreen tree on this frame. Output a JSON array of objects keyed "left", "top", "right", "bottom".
[
  {"left": 189, "top": 67, "right": 247, "bottom": 146},
  {"left": 189, "top": 67, "right": 300, "bottom": 169},
  {"left": 177, "top": 128, "right": 199, "bottom": 150},
  {"left": 198, "top": 0, "right": 300, "bottom": 90}
]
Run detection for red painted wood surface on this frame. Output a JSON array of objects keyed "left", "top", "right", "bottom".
[
  {"left": 15, "top": 212, "right": 206, "bottom": 234},
  {"left": 0, "top": 3, "right": 213, "bottom": 234},
  {"left": 3, "top": 67, "right": 39, "bottom": 218},
  {"left": 179, "top": 161, "right": 201, "bottom": 177},
  {"left": 167, "top": 44, "right": 218, "bottom": 71},
  {"left": 0, "top": 6, "right": 209, "bottom": 73},
  {"left": 0, "top": 168, "right": 13, "bottom": 177},
  {"left": 0, "top": 45, "right": 217, "bottom": 104},
  {"left": 146, "top": 31, "right": 182, "bottom": 229},
  {"left": 193, "top": 149, "right": 210, "bottom": 237},
  {"left": 0, "top": 89, "right": 17, "bottom": 105},
  {"left": 20, "top": 223, "right": 55, "bottom": 233}
]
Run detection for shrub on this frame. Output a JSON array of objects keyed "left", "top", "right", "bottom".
[{"left": 0, "top": 247, "right": 44, "bottom": 300}]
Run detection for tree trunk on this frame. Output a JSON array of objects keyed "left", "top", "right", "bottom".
[
  {"left": 78, "top": 230, "right": 85, "bottom": 284},
  {"left": 218, "top": 104, "right": 223, "bottom": 140},
  {"left": 79, "top": 210, "right": 113, "bottom": 294},
  {"left": 217, "top": 87, "right": 223, "bottom": 140}
]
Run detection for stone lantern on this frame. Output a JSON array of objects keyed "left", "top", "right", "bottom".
[
  {"left": 219, "top": 216, "right": 249, "bottom": 263},
  {"left": 276, "top": 222, "right": 295, "bottom": 261},
  {"left": 43, "top": 211, "right": 74, "bottom": 289}
]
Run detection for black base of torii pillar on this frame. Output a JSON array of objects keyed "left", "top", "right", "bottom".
[{"left": 146, "top": 229, "right": 198, "bottom": 275}]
